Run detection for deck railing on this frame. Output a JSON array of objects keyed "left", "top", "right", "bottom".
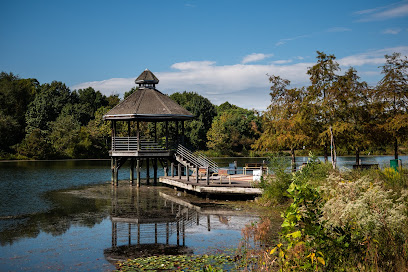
[{"left": 112, "top": 137, "right": 165, "bottom": 151}]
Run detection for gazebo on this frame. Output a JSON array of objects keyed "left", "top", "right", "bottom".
[{"left": 103, "top": 69, "right": 195, "bottom": 186}]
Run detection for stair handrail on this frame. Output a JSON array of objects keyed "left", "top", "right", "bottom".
[
  {"left": 197, "top": 152, "right": 218, "bottom": 173},
  {"left": 176, "top": 144, "right": 200, "bottom": 168}
]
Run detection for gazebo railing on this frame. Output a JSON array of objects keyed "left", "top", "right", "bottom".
[{"left": 112, "top": 137, "right": 166, "bottom": 151}]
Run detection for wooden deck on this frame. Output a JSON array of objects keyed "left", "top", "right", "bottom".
[{"left": 159, "top": 174, "right": 262, "bottom": 196}]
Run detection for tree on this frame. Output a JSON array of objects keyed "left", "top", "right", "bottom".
[
  {"left": 306, "top": 51, "right": 340, "bottom": 162},
  {"left": 170, "top": 91, "right": 217, "bottom": 150},
  {"left": 0, "top": 72, "right": 39, "bottom": 151},
  {"left": 25, "top": 81, "right": 72, "bottom": 134},
  {"left": 253, "top": 76, "right": 310, "bottom": 171},
  {"left": 49, "top": 114, "right": 81, "bottom": 158},
  {"left": 16, "top": 129, "right": 54, "bottom": 159},
  {"left": 330, "top": 68, "right": 370, "bottom": 165},
  {"left": 376, "top": 52, "right": 408, "bottom": 159},
  {"left": 207, "top": 106, "right": 261, "bottom": 156}
]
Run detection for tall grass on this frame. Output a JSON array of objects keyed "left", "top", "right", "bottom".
[{"left": 240, "top": 156, "right": 408, "bottom": 271}]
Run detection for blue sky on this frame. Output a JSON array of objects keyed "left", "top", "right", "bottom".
[{"left": 1, "top": 0, "right": 407, "bottom": 110}]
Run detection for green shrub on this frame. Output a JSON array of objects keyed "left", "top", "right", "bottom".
[{"left": 257, "top": 155, "right": 292, "bottom": 205}]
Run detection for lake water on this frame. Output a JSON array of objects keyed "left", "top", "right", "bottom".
[
  {"left": 0, "top": 156, "right": 406, "bottom": 271},
  {"left": 0, "top": 160, "right": 266, "bottom": 271}
]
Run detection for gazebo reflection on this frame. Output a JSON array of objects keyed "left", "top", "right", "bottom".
[{"left": 104, "top": 187, "right": 198, "bottom": 263}]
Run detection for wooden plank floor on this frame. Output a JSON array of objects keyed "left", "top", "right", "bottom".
[{"left": 159, "top": 174, "right": 262, "bottom": 195}]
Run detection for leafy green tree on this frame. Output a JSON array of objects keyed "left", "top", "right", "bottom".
[
  {"left": 107, "top": 94, "right": 120, "bottom": 108},
  {"left": 49, "top": 114, "right": 81, "bottom": 158},
  {"left": 0, "top": 72, "right": 39, "bottom": 150},
  {"left": 306, "top": 51, "right": 340, "bottom": 161},
  {"left": 376, "top": 52, "right": 408, "bottom": 159},
  {"left": 0, "top": 112, "right": 20, "bottom": 154},
  {"left": 330, "top": 68, "right": 370, "bottom": 164},
  {"left": 170, "top": 91, "right": 217, "bottom": 150},
  {"left": 25, "top": 81, "right": 72, "bottom": 134},
  {"left": 17, "top": 129, "right": 54, "bottom": 159},
  {"left": 253, "top": 76, "right": 310, "bottom": 171},
  {"left": 207, "top": 106, "right": 261, "bottom": 155}
]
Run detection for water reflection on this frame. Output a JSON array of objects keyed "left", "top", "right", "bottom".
[
  {"left": 104, "top": 186, "right": 256, "bottom": 263},
  {"left": 0, "top": 183, "right": 261, "bottom": 271}
]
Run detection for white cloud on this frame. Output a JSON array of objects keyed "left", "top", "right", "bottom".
[
  {"left": 271, "top": 59, "right": 293, "bottom": 64},
  {"left": 338, "top": 46, "right": 408, "bottom": 67},
  {"left": 275, "top": 34, "right": 310, "bottom": 46},
  {"left": 241, "top": 53, "right": 273, "bottom": 64},
  {"left": 71, "top": 47, "right": 408, "bottom": 111},
  {"left": 355, "top": 1, "right": 408, "bottom": 21},
  {"left": 326, "top": 27, "right": 352, "bottom": 32},
  {"left": 382, "top": 28, "right": 401, "bottom": 34}
]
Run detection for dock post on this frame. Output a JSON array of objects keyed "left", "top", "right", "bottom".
[
  {"left": 111, "top": 158, "right": 114, "bottom": 185},
  {"left": 130, "top": 159, "right": 135, "bottom": 186},
  {"left": 136, "top": 159, "right": 140, "bottom": 187},
  {"left": 178, "top": 163, "right": 182, "bottom": 179},
  {"left": 186, "top": 165, "right": 189, "bottom": 181},
  {"left": 154, "top": 158, "right": 158, "bottom": 185},
  {"left": 114, "top": 158, "right": 119, "bottom": 186},
  {"left": 146, "top": 159, "right": 150, "bottom": 185},
  {"left": 196, "top": 165, "right": 199, "bottom": 183},
  {"left": 171, "top": 162, "right": 174, "bottom": 177},
  {"left": 206, "top": 167, "right": 209, "bottom": 185}
]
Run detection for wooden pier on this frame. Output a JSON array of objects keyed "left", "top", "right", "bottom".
[{"left": 159, "top": 174, "right": 262, "bottom": 196}]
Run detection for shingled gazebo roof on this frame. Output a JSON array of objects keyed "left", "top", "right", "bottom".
[{"left": 103, "top": 70, "right": 194, "bottom": 121}]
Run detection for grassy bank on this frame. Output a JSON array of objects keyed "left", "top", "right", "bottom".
[
  {"left": 115, "top": 156, "right": 408, "bottom": 271},
  {"left": 240, "top": 155, "right": 408, "bottom": 271}
]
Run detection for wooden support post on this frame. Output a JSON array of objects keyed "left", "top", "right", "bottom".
[
  {"left": 137, "top": 159, "right": 140, "bottom": 187},
  {"left": 175, "top": 120, "right": 179, "bottom": 146},
  {"left": 166, "top": 222, "right": 169, "bottom": 244},
  {"left": 137, "top": 223, "right": 140, "bottom": 245},
  {"left": 155, "top": 223, "right": 158, "bottom": 244},
  {"left": 112, "top": 221, "right": 117, "bottom": 248},
  {"left": 196, "top": 165, "right": 199, "bottom": 183},
  {"left": 181, "top": 121, "right": 185, "bottom": 145},
  {"left": 111, "top": 158, "right": 114, "bottom": 185},
  {"left": 206, "top": 167, "right": 209, "bottom": 185},
  {"left": 130, "top": 159, "right": 135, "bottom": 185},
  {"left": 136, "top": 121, "right": 140, "bottom": 151},
  {"left": 154, "top": 158, "right": 158, "bottom": 185},
  {"left": 178, "top": 163, "right": 182, "bottom": 179},
  {"left": 154, "top": 121, "right": 157, "bottom": 142},
  {"left": 165, "top": 121, "right": 169, "bottom": 149},
  {"left": 171, "top": 162, "right": 174, "bottom": 177},
  {"left": 128, "top": 223, "right": 131, "bottom": 245},
  {"left": 146, "top": 159, "right": 150, "bottom": 185},
  {"left": 207, "top": 215, "right": 211, "bottom": 231},
  {"left": 186, "top": 165, "right": 189, "bottom": 181},
  {"left": 114, "top": 158, "right": 119, "bottom": 186},
  {"left": 177, "top": 221, "right": 180, "bottom": 246}
]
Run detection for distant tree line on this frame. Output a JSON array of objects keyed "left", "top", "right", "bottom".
[
  {"left": 0, "top": 73, "right": 261, "bottom": 159},
  {"left": 1, "top": 51, "right": 406, "bottom": 160},
  {"left": 253, "top": 51, "right": 408, "bottom": 168}
]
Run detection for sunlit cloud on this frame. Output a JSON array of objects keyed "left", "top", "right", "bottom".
[
  {"left": 326, "top": 27, "right": 352, "bottom": 32},
  {"left": 355, "top": 1, "right": 408, "bottom": 21},
  {"left": 71, "top": 47, "right": 408, "bottom": 111},
  {"left": 338, "top": 46, "right": 408, "bottom": 67},
  {"left": 275, "top": 34, "right": 310, "bottom": 46},
  {"left": 382, "top": 28, "right": 401, "bottom": 34},
  {"left": 241, "top": 53, "right": 273, "bottom": 64},
  {"left": 271, "top": 59, "right": 293, "bottom": 64}
]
